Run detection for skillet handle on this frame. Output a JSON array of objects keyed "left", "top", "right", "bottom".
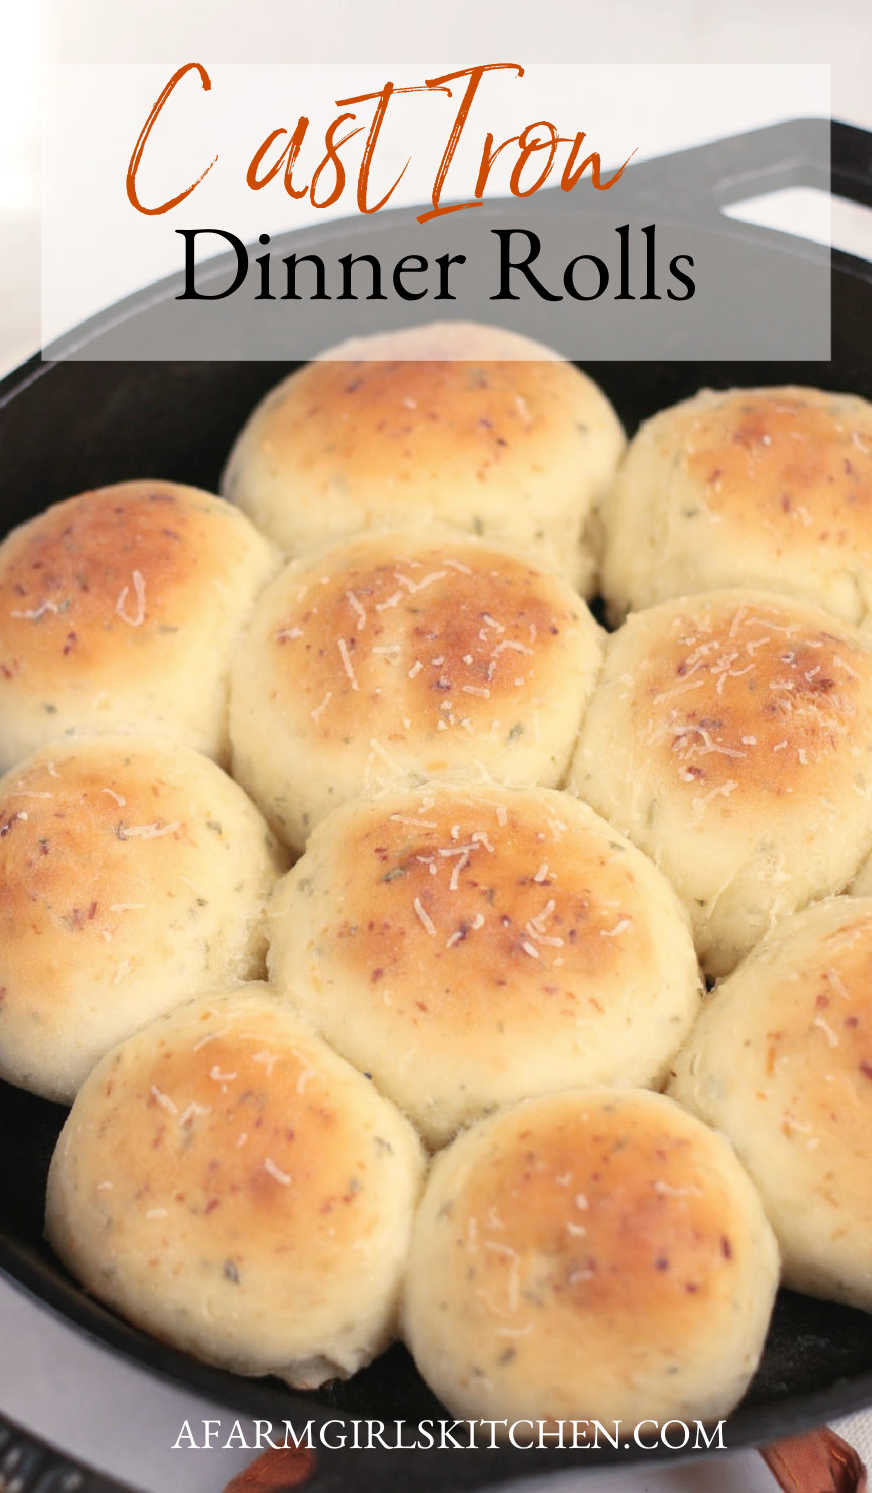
[
  {"left": 831, "top": 119, "right": 872, "bottom": 211},
  {"left": 0, "top": 1407, "right": 135, "bottom": 1492},
  {"left": 601, "top": 117, "right": 870, "bottom": 220}
]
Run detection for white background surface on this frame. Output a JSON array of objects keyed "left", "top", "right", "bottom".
[
  {"left": 2, "top": 0, "right": 872, "bottom": 374},
  {"left": 1, "top": 2, "right": 871, "bottom": 1489}
]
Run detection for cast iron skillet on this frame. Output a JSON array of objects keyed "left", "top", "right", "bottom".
[{"left": 1, "top": 117, "right": 871, "bottom": 1493}]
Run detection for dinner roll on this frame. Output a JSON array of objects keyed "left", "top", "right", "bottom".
[
  {"left": 46, "top": 987, "right": 425, "bottom": 1388},
  {"left": 601, "top": 386, "right": 872, "bottom": 625},
  {"left": 230, "top": 531, "right": 603, "bottom": 850},
  {"left": 269, "top": 783, "right": 701, "bottom": 1147},
  {"left": 402, "top": 1088, "right": 778, "bottom": 1427},
  {"left": 570, "top": 589, "right": 872, "bottom": 976},
  {"left": 670, "top": 896, "right": 872, "bottom": 1311},
  {"left": 0, "top": 480, "right": 278, "bottom": 768},
  {"left": 0, "top": 737, "right": 285, "bottom": 1102},
  {"left": 850, "top": 844, "right": 872, "bottom": 896},
  {"left": 221, "top": 322, "right": 625, "bottom": 591}
]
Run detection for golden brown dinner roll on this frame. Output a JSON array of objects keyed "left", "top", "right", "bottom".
[
  {"left": 0, "top": 737, "right": 285, "bottom": 1102},
  {"left": 46, "top": 986, "right": 425, "bottom": 1388},
  {"left": 269, "top": 783, "right": 701, "bottom": 1147},
  {"left": 850, "top": 849, "right": 872, "bottom": 896},
  {"left": 0, "top": 480, "right": 278, "bottom": 768},
  {"left": 670, "top": 896, "right": 872, "bottom": 1311},
  {"left": 230, "top": 530, "right": 603, "bottom": 850},
  {"left": 600, "top": 386, "right": 872, "bottom": 624},
  {"left": 402, "top": 1088, "right": 778, "bottom": 1427},
  {"left": 570, "top": 589, "right": 872, "bottom": 976},
  {"left": 221, "top": 322, "right": 625, "bottom": 591}
]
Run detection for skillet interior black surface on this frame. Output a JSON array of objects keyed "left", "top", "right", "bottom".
[{"left": 1, "top": 118, "right": 872, "bottom": 1489}]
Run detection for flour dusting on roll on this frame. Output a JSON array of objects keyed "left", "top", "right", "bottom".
[
  {"left": 570, "top": 588, "right": 872, "bottom": 975},
  {"left": 670, "top": 896, "right": 872, "bottom": 1311},
  {"left": 0, "top": 737, "right": 285, "bottom": 1102},
  {"left": 402, "top": 1088, "right": 778, "bottom": 1427},
  {"left": 221, "top": 322, "right": 625, "bottom": 591},
  {"left": 269, "top": 783, "right": 701, "bottom": 1146},
  {"left": 230, "top": 530, "right": 603, "bottom": 850},
  {"left": 600, "top": 386, "right": 872, "bottom": 624},
  {"left": 46, "top": 987, "right": 425, "bottom": 1388},
  {"left": 0, "top": 480, "right": 279, "bottom": 768}
]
